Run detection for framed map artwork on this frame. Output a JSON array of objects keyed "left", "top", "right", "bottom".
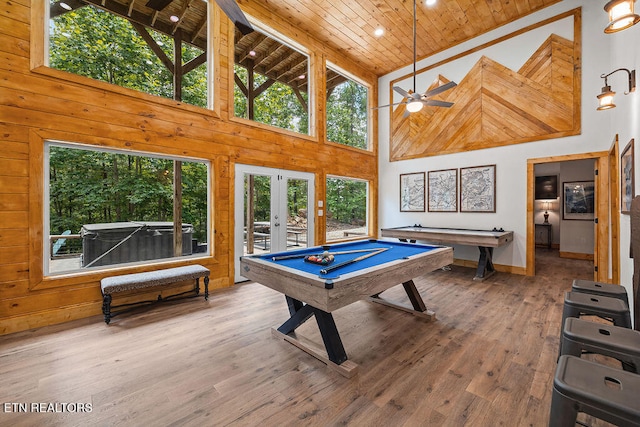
[
  {"left": 428, "top": 169, "right": 457, "bottom": 212},
  {"left": 460, "top": 165, "right": 496, "bottom": 213},
  {"left": 400, "top": 172, "right": 425, "bottom": 212}
]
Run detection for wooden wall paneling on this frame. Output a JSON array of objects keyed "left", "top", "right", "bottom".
[
  {"left": 389, "top": 9, "right": 581, "bottom": 161},
  {"left": 0, "top": 280, "right": 30, "bottom": 299},
  {"left": 0, "top": 0, "right": 377, "bottom": 334}
]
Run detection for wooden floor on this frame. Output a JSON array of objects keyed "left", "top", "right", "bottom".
[{"left": 0, "top": 249, "right": 616, "bottom": 426}]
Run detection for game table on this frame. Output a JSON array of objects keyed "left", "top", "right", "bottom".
[
  {"left": 240, "top": 239, "right": 453, "bottom": 376},
  {"left": 380, "top": 225, "right": 514, "bottom": 281}
]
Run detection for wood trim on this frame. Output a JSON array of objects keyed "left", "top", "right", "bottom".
[
  {"left": 595, "top": 156, "right": 609, "bottom": 281},
  {"left": 559, "top": 251, "right": 594, "bottom": 261},
  {"left": 451, "top": 259, "right": 526, "bottom": 276},
  {"left": 390, "top": 8, "right": 582, "bottom": 87},
  {"left": 609, "top": 135, "right": 620, "bottom": 284},
  {"left": 526, "top": 150, "right": 610, "bottom": 277}
]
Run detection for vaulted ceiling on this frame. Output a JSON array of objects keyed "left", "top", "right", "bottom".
[
  {"left": 237, "top": 0, "right": 563, "bottom": 76},
  {"left": 51, "top": 0, "right": 563, "bottom": 79}
]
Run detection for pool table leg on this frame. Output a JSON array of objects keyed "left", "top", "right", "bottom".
[
  {"left": 277, "top": 296, "right": 348, "bottom": 366},
  {"left": 402, "top": 280, "right": 427, "bottom": 312},
  {"left": 475, "top": 246, "right": 496, "bottom": 281}
]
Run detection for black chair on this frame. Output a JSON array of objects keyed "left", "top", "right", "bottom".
[
  {"left": 558, "top": 291, "right": 631, "bottom": 357},
  {"left": 550, "top": 355, "right": 640, "bottom": 426},
  {"left": 571, "top": 278, "right": 628, "bottom": 305},
  {"left": 561, "top": 317, "right": 640, "bottom": 373}
]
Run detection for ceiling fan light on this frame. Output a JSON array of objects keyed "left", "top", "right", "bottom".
[
  {"left": 406, "top": 100, "right": 424, "bottom": 113},
  {"left": 604, "top": 0, "right": 640, "bottom": 32}
]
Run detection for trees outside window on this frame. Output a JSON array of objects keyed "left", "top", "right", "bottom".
[
  {"left": 326, "top": 66, "right": 369, "bottom": 150},
  {"left": 47, "top": 143, "right": 209, "bottom": 273},
  {"left": 48, "top": 1, "right": 208, "bottom": 107},
  {"left": 325, "top": 177, "right": 368, "bottom": 241},
  {"left": 234, "top": 25, "right": 310, "bottom": 135}
]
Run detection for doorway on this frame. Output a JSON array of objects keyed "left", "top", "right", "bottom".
[
  {"left": 234, "top": 164, "right": 315, "bottom": 282},
  {"left": 527, "top": 147, "right": 618, "bottom": 283}
]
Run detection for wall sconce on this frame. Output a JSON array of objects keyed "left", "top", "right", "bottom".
[
  {"left": 597, "top": 68, "right": 636, "bottom": 110},
  {"left": 604, "top": 0, "right": 640, "bottom": 33}
]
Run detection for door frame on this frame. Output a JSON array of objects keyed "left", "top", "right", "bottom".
[
  {"left": 233, "top": 164, "right": 315, "bottom": 282},
  {"left": 526, "top": 150, "right": 618, "bottom": 282}
]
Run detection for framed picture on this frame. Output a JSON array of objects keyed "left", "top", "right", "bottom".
[
  {"left": 460, "top": 165, "right": 496, "bottom": 213},
  {"left": 400, "top": 172, "right": 425, "bottom": 212},
  {"left": 563, "top": 181, "right": 595, "bottom": 220},
  {"left": 428, "top": 169, "right": 457, "bottom": 212},
  {"left": 621, "top": 139, "right": 635, "bottom": 214},
  {"left": 535, "top": 175, "right": 558, "bottom": 199}
]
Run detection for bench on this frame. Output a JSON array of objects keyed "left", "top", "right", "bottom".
[{"left": 100, "top": 265, "right": 210, "bottom": 324}]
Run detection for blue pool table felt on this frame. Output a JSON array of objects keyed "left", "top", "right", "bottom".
[{"left": 259, "top": 240, "right": 440, "bottom": 279}]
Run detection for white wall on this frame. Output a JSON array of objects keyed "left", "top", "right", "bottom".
[
  {"left": 558, "top": 159, "right": 596, "bottom": 255},
  {"left": 377, "top": 1, "right": 615, "bottom": 270},
  {"left": 609, "top": 9, "right": 640, "bottom": 321}
]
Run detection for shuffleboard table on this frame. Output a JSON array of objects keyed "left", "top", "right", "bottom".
[
  {"left": 240, "top": 239, "right": 453, "bottom": 376},
  {"left": 380, "top": 226, "right": 514, "bottom": 281}
]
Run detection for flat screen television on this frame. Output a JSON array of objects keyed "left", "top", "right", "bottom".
[{"left": 535, "top": 175, "right": 558, "bottom": 200}]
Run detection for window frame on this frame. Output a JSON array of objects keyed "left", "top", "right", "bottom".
[
  {"left": 325, "top": 61, "right": 372, "bottom": 152},
  {"left": 230, "top": 16, "right": 316, "bottom": 138},
  {"left": 43, "top": 140, "right": 212, "bottom": 277},
  {"left": 33, "top": 0, "right": 217, "bottom": 115},
  {"left": 325, "top": 174, "right": 370, "bottom": 242}
]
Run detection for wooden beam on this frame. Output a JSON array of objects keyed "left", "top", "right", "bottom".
[{"left": 131, "top": 22, "right": 175, "bottom": 74}]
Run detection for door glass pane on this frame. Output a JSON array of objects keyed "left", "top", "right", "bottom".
[
  {"left": 286, "top": 178, "right": 308, "bottom": 250},
  {"left": 243, "top": 174, "right": 271, "bottom": 255}
]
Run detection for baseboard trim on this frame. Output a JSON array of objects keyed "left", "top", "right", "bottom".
[{"left": 559, "top": 251, "right": 594, "bottom": 261}]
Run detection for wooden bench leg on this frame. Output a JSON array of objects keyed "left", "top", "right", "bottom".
[
  {"left": 204, "top": 276, "right": 209, "bottom": 300},
  {"left": 102, "top": 294, "right": 112, "bottom": 325}
]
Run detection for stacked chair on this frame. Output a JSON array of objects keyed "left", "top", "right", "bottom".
[{"left": 549, "top": 196, "right": 640, "bottom": 426}]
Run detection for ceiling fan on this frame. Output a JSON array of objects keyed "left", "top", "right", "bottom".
[
  {"left": 145, "top": 0, "right": 254, "bottom": 35},
  {"left": 377, "top": 0, "right": 456, "bottom": 113}
]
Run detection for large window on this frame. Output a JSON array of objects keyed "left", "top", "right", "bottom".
[
  {"left": 234, "top": 24, "right": 310, "bottom": 135},
  {"left": 326, "top": 176, "right": 369, "bottom": 242},
  {"left": 47, "top": 0, "right": 209, "bottom": 108},
  {"left": 326, "top": 65, "right": 369, "bottom": 150},
  {"left": 46, "top": 142, "right": 210, "bottom": 274}
]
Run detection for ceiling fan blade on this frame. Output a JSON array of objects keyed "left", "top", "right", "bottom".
[
  {"left": 145, "top": 0, "right": 173, "bottom": 11},
  {"left": 422, "top": 81, "right": 457, "bottom": 98},
  {"left": 372, "top": 101, "right": 408, "bottom": 110},
  {"left": 422, "top": 99, "right": 454, "bottom": 108},
  {"left": 215, "top": 0, "right": 254, "bottom": 35},
  {"left": 393, "top": 86, "right": 420, "bottom": 99}
]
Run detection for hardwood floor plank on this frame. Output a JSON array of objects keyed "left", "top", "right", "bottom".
[{"left": 0, "top": 249, "right": 611, "bottom": 426}]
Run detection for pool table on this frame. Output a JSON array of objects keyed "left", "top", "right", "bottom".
[
  {"left": 380, "top": 225, "right": 514, "bottom": 281},
  {"left": 240, "top": 239, "right": 453, "bottom": 376}
]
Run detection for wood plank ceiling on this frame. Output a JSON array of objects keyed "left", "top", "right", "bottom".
[
  {"left": 238, "top": 0, "right": 563, "bottom": 76},
  {"left": 51, "top": 0, "right": 562, "bottom": 78}
]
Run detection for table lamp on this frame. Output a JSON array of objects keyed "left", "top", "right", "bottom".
[{"left": 543, "top": 202, "right": 550, "bottom": 224}]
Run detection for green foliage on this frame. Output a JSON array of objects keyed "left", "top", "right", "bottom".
[
  {"left": 49, "top": 4, "right": 207, "bottom": 107},
  {"left": 326, "top": 178, "right": 367, "bottom": 224},
  {"left": 326, "top": 80, "right": 368, "bottom": 149},
  {"left": 49, "top": 146, "right": 208, "bottom": 242},
  {"left": 234, "top": 65, "right": 309, "bottom": 134}
]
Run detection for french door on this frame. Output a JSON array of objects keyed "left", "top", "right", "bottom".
[{"left": 234, "top": 165, "right": 315, "bottom": 282}]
